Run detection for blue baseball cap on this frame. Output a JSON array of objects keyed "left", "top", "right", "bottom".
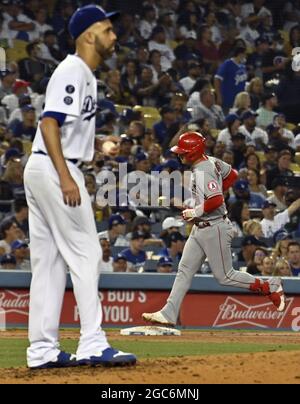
[
  {"left": 262, "top": 200, "right": 277, "bottom": 209},
  {"left": 241, "top": 110, "right": 258, "bottom": 121},
  {"left": 157, "top": 256, "right": 173, "bottom": 266},
  {"left": 108, "top": 214, "right": 125, "bottom": 229},
  {"left": 68, "top": 5, "right": 120, "bottom": 40},
  {"left": 225, "top": 113, "right": 240, "bottom": 124},
  {"left": 113, "top": 253, "right": 127, "bottom": 263},
  {"left": 234, "top": 179, "right": 249, "bottom": 192}
]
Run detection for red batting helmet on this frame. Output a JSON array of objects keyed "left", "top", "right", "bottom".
[{"left": 171, "top": 131, "right": 206, "bottom": 162}]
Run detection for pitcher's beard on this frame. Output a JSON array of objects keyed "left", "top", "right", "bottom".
[{"left": 95, "top": 38, "right": 115, "bottom": 60}]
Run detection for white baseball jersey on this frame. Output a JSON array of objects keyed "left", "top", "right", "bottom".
[
  {"left": 32, "top": 54, "right": 97, "bottom": 161},
  {"left": 191, "top": 156, "right": 231, "bottom": 221}
]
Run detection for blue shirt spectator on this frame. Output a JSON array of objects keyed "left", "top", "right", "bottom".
[
  {"left": 120, "top": 231, "right": 146, "bottom": 272},
  {"left": 215, "top": 47, "right": 248, "bottom": 110},
  {"left": 228, "top": 179, "right": 266, "bottom": 209}
]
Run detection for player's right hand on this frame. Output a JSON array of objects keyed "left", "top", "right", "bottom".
[{"left": 60, "top": 176, "right": 81, "bottom": 207}]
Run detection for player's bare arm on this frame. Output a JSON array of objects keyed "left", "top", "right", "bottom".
[{"left": 40, "top": 117, "right": 81, "bottom": 207}]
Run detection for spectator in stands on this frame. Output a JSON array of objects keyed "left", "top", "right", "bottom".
[
  {"left": 247, "top": 77, "right": 264, "bottom": 111},
  {"left": 18, "top": 42, "right": 52, "bottom": 89},
  {"left": 179, "top": 62, "right": 203, "bottom": 95},
  {"left": 217, "top": 113, "right": 241, "bottom": 150},
  {"left": 11, "top": 239, "right": 30, "bottom": 270},
  {"left": 267, "top": 178, "right": 288, "bottom": 211},
  {"left": 0, "top": 219, "right": 20, "bottom": 255},
  {"left": 273, "top": 114, "right": 296, "bottom": 150},
  {"left": 139, "top": 5, "right": 157, "bottom": 40},
  {"left": 117, "top": 13, "right": 142, "bottom": 49},
  {"left": 214, "top": 45, "right": 247, "bottom": 112},
  {"left": 120, "top": 231, "right": 147, "bottom": 272},
  {"left": 121, "top": 59, "right": 139, "bottom": 97},
  {"left": 1, "top": 157, "right": 24, "bottom": 198},
  {"left": 0, "top": 253, "right": 17, "bottom": 270},
  {"left": 134, "top": 66, "right": 160, "bottom": 106},
  {"left": 238, "top": 15, "right": 260, "bottom": 48},
  {"left": 8, "top": 104, "right": 36, "bottom": 141},
  {"left": 30, "top": 7, "right": 52, "bottom": 41},
  {"left": 99, "top": 238, "right": 113, "bottom": 272},
  {"left": 231, "top": 132, "right": 247, "bottom": 169},
  {"left": 156, "top": 256, "right": 174, "bottom": 273},
  {"left": 287, "top": 241, "right": 300, "bottom": 276},
  {"left": 159, "top": 231, "right": 185, "bottom": 267},
  {"left": 153, "top": 105, "right": 177, "bottom": 145},
  {"left": 238, "top": 235, "right": 266, "bottom": 265},
  {"left": 113, "top": 254, "right": 128, "bottom": 273},
  {"left": 256, "top": 92, "right": 278, "bottom": 129},
  {"left": 243, "top": 219, "right": 264, "bottom": 238},
  {"left": 266, "top": 149, "right": 294, "bottom": 189},
  {"left": 2, "top": 198, "right": 28, "bottom": 238},
  {"left": 231, "top": 91, "right": 251, "bottom": 116},
  {"left": 0, "top": 68, "right": 17, "bottom": 101},
  {"left": 261, "top": 255, "right": 275, "bottom": 276},
  {"left": 98, "top": 214, "right": 129, "bottom": 247},
  {"left": 160, "top": 216, "right": 184, "bottom": 243},
  {"left": 228, "top": 200, "right": 250, "bottom": 237},
  {"left": 260, "top": 198, "right": 300, "bottom": 238},
  {"left": 229, "top": 179, "right": 266, "bottom": 209},
  {"left": 273, "top": 258, "right": 293, "bottom": 277},
  {"left": 174, "top": 30, "right": 202, "bottom": 69},
  {"left": 147, "top": 143, "right": 163, "bottom": 169},
  {"left": 261, "top": 32, "right": 288, "bottom": 83},
  {"left": 148, "top": 25, "right": 175, "bottom": 71},
  {"left": 247, "top": 168, "right": 267, "bottom": 198},
  {"left": 247, "top": 36, "right": 270, "bottom": 80},
  {"left": 188, "top": 88, "right": 225, "bottom": 129},
  {"left": 130, "top": 216, "right": 163, "bottom": 247},
  {"left": 285, "top": 189, "right": 300, "bottom": 235},
  {"left": 273, "top": 230, "right": 293, "bottom": 260},
  {"left": 239, "top": 110, "right": 268, "bottom": 150},
  {"left": 247, "top": 246, "right": 269, "bottom": 275},
  {"left": 3, "top": 0, "right": 35, "bottom": 41},
  {"left": 197, "top": 24, "right": 219, "bottom": 73},
  {"left": 262, "top": 145, "right": 278, "bottom": 172},
  {"left": 222, "top": 150, "right": 234, "bottom": 166}
]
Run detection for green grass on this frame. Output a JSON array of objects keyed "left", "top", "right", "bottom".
[{"left": 1, "top": 339, "right": 300, "bottom": 368}]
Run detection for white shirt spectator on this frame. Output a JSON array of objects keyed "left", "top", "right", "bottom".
[
  {"left": 261, "top": 210, "right": 290, "bottom": 238},
  {"left": 241, "top": 2, "right": 272, "bottom": 23},
  {"left": 281, "top": 128, "right": 296, "bottom": 149},
  {"left": 29, "top": 21, "right": 53, "bottom": 41},
  {"left": 100, "top": 258, "right": 114, "bottom": 272},
  {"left": 98, "top": 230, "right": 129, "bottom": 247},
  {"left": 139, "top": 20, "right": 156, "bottom": 40},
  {"left": 239, "top": 125, "right": 268, "bottom": 146},
  {"left": 217, "top": 128, "right": 233, "bottom": 149},
  {"left": 237, "top": 25, "right": 260, "bottom": 48},
  {"left": 0, "top": 240, "right": 12, "bottom": 254},
  {"left": 179, "top": 76, "right": 197, "bottom": 95},
  {"left": 148, "top": 41, "right": 175, "bottom": 71},
  {"left": 3, "top": 12, "right": 34, "bottom": 41},
  {"left": 295, "top": 133, "right": 300, "bottom": 151}
]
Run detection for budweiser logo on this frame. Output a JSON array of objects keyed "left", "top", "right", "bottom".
[
  {"left": 213, "top": 296, "right": 294, "bottom": 329},
  {"left": 0, "top": 290, "right": 30, "bottom": 316}
]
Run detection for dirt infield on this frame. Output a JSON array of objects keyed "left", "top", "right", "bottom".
[{"left": 0, "top": 330, "right": 300, "bottom": 384}]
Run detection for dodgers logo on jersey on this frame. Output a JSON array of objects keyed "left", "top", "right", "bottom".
[
  {"left": 208, "top": 181, "right": 218, "bottom": 191},
  {"left": 82, "top": 95, "right": 97, "bottom": 121}
]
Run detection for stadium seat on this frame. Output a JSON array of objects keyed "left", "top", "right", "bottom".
[
  {"left": 290, "top": 163, "right": 300, "bottom": 173},
  {"left": 210, "top": 129, "right": 220, "bottom": 138},
  {"left": 286, "top": 122, "right": 296, "bottom": 131},
  {"left": 6, "top": 39, "right": 28, "bottom": 63},
  {"left": 256, "top": 151, "right": 266, "bottom": 163},
  {"left": 133, "top": 106, "right": 161, "bottom": 129},
  {"left": 22, "top": 140, "right": 32, "bottom": 155},
  {"left": 295, "top": 153, "right": 300, "bottom": 165},
  {"left": 114, "top": 104, "right": 131, "bottom": 115}
]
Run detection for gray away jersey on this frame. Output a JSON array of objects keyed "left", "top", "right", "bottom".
[{"left": 191, "top": 156, "right": 231, "bottom": 221}]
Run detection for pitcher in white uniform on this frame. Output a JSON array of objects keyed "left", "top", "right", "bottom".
[{"left": 24, "top": 5, "right": 136, "bottom": 369}]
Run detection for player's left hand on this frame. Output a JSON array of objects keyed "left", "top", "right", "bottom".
[{"left": 182, "top": 209, "right": 197, "bottom": 222}]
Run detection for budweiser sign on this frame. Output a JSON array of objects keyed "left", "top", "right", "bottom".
[
  {"left": 0, "top": 290, "right": 30, "bottom": 316},
  {"left": 213, "top": 296, "right": 294, "bottom": 329}
]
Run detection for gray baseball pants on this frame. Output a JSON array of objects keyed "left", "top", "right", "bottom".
[{"left": 161, "top": 218, "right": 257, "bottom": 324}]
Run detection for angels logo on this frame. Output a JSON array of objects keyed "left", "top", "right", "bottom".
[
  {"left": 213, "top": 296, "right": 294, "bottom": 329},
  {"left": 208, "top": 181, "right": 218, "bottom": 192}
]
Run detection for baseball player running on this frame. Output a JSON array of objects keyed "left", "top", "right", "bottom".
[
  {"left": 143, "top": 132, "right": 286, "bottom": 326},
  {"left": 24, "top": 5, "right": 136, "bottom": 369}
]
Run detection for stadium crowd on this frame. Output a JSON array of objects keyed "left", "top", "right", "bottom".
[{"left": 0, "top": 0, "right": 300, "bottom": 277}]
